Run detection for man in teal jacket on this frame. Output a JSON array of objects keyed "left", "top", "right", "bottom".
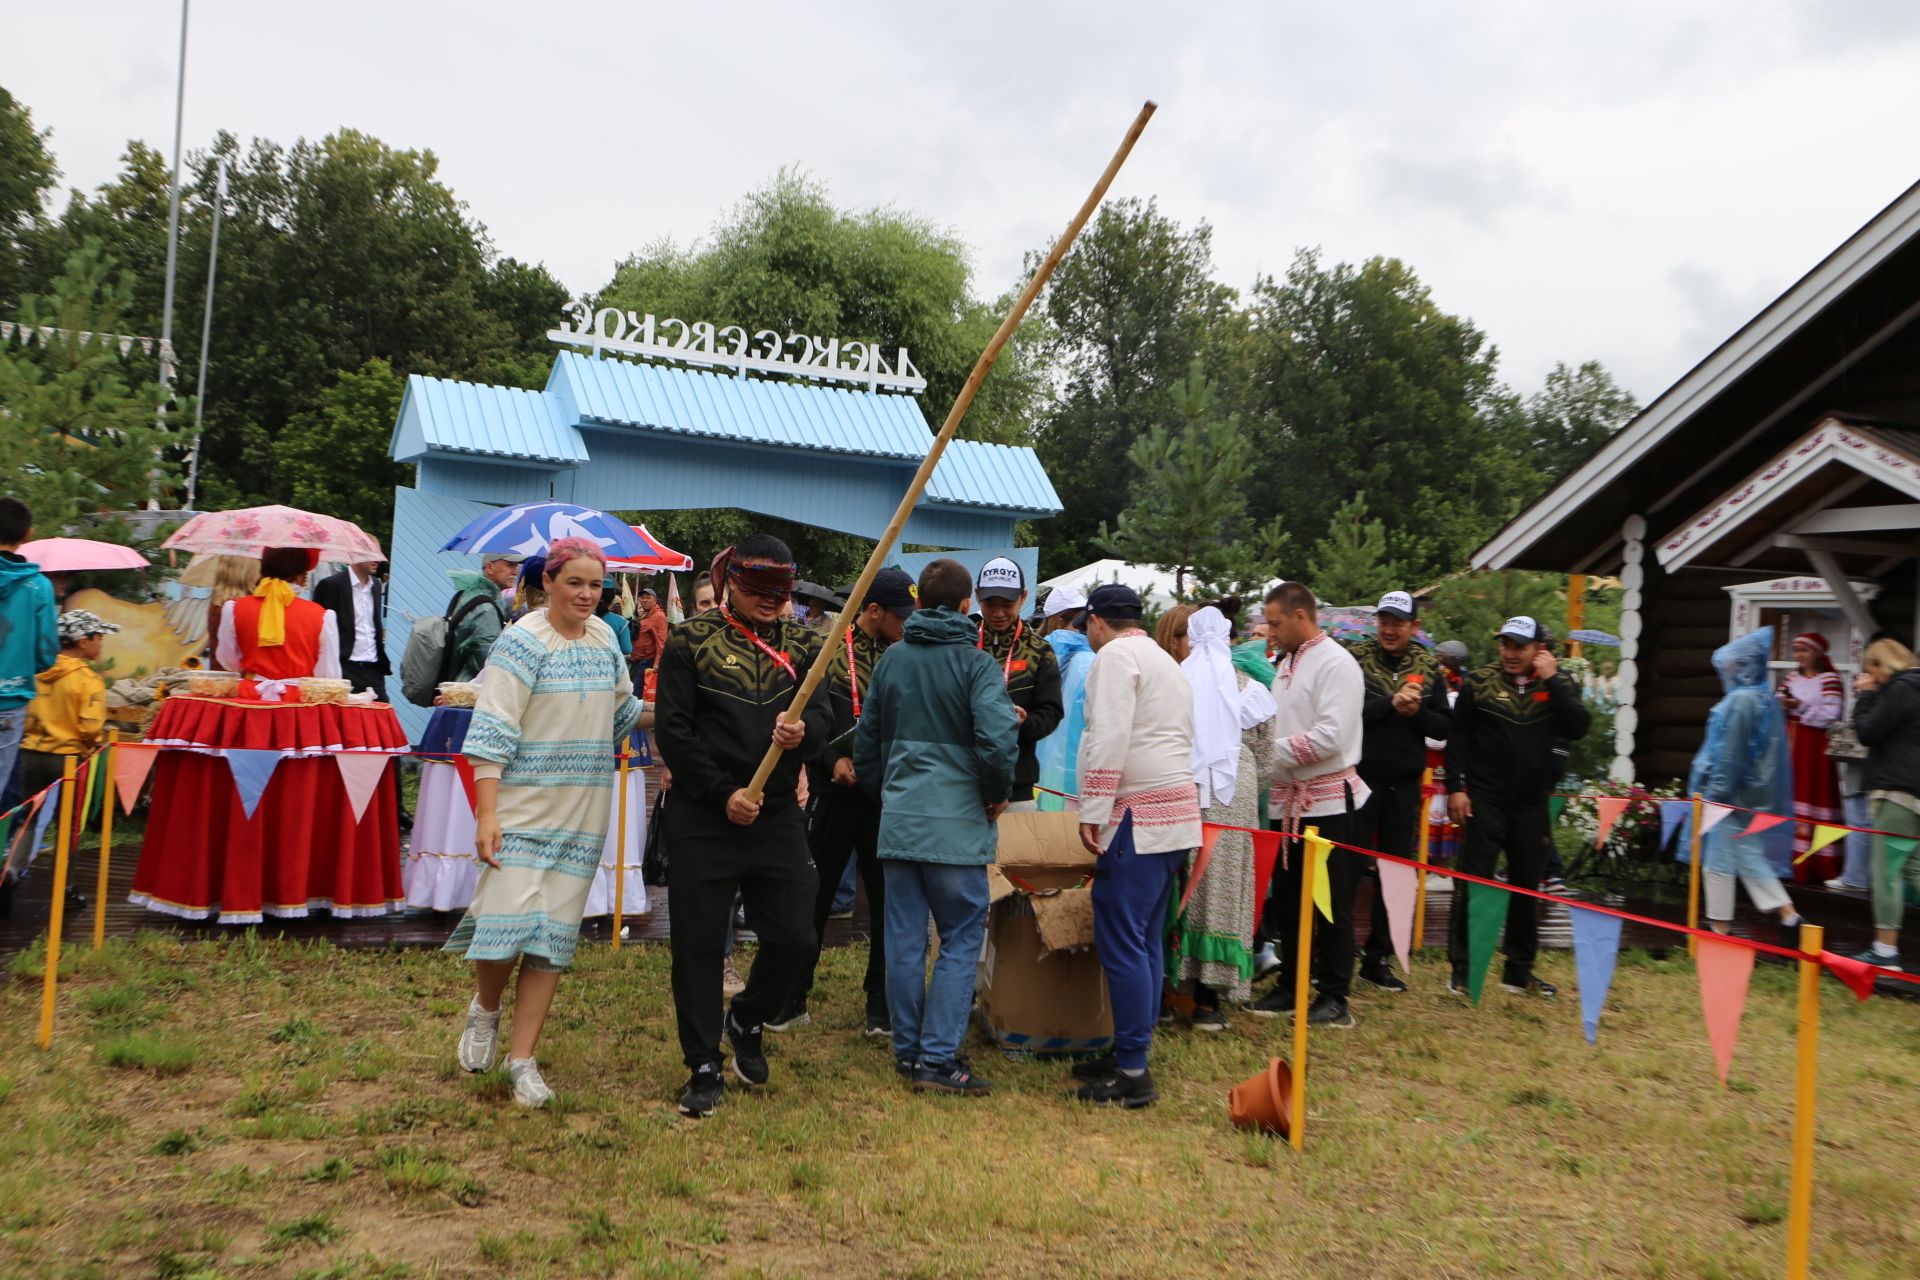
[
  {"left": 854, "top": 558, "right": 1019, "bottom": 1095},
  {"left": 0, "top": 497, "right": 59, "bottom": 817}
]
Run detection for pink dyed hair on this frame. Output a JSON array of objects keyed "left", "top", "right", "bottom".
[{"left": 543, "top": 537, "right": 607, "bottom": 581}]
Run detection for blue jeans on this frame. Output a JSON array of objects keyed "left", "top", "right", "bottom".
[
  {"left": 0, "top": 707, "right": 24, "bottom": 814},
  {"left": 1092, "top": 843, "right": 1183, "bottom": 1071},
  {"left": 1840, "top": 791, "right": 1873, "bottom": 888},
  {"left": 882, "top": 859, "right": 989, "bottom": 1068}
]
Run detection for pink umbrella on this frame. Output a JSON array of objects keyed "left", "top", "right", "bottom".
[
  {"left": 606, "top": 524, "right": 693, "bottom": 573},
  {"left": 17, "top": 537, "right": 151, "bottom": 573},
  {"left": 162, "top": 505, "right": 384, "bottom": 563}
]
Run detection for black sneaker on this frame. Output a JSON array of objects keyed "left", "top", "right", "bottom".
[
  {"left": 1851, "top": 948, "right": 1903, "bottom": 972},
  {"left": 864, "top": 1009, "right": 892, "bottom": 1038},
  {"left": 1075, "top": 1069, "right": 1158, "bottom": 1108},
  {"left": 895, "top": 1055, "right": 916, "bottom": 1080},
  {"left": 1070, "top": 1052, "right": 1118, "bottom": 1081},
  {"left": 1447, "top": 971, "right": 1470, "bottom": 997},
  {"left": 764, "top": 1001, "right": 810, "bottom": 1033},
  {"left": 1249, "top": 986, "right": 1296, "bottom": 1019},
  {"left": 1191, "top": 1005, "right": 1228, "bottom": 1033},
  {"left": 677, "top": 1064, "right": 724, "bottom": 1118},
  {"left": 1357, "top": 959, "right": 1408, "bottom": 993},
  {"left": 724, "top": 1012, "right": 768, "bottom": 1086},
  {"left": 1304, "top": 995, "right": 1356, "bottom": 1028},
  {"left": 1541, "top": 877, "right": 1566, "bottom": 894},
  {"left": 912, "top": 1060, "right": 993, "bottom": 1095},
  {"left": 1500, "top": 974, "right": 1557, "bottom": 999}
]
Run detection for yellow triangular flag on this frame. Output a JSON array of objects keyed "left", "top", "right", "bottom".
[
  {"left": 1795, "top": 824, "right": 1849, "bottom": 865},
  {"left": 1306, "top": 834, "right": 1334, "bottom": 922}
]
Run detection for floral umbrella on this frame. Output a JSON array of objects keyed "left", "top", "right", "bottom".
[{"left": 162, "top": 505, "right": 384, "bottom": 562}]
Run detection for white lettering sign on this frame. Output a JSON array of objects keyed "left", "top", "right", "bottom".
[{"left": 547, "top": 303, "right": 926, "bottom": 394}]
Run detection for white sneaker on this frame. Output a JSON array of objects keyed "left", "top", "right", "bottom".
[
  {"left": 508, "top": 1057, "right": 554, "bottom": 1108},
  {"left": 722, "top": 957, "right": 747, "bottom": 997},
  {"left": 457, "top": 998, "right": 501, "bottom": 1073}
]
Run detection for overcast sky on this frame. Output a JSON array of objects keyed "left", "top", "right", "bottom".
[{"left": 9, "top": 1, "right": 1920, "bottom": 403}]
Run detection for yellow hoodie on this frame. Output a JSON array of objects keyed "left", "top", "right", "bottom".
[{"left": 23, "top": 653, "right": 107, "bottom": 756}]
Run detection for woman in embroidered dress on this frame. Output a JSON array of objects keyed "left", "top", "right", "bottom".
[
  {"left": 447, "top": 538, "right": 642, "bottom": 1108},
  {"left": 1779, "top": 631, "right": 1845, "bottom": 881},
  {"left": 1157, "top": 606, "right": 1277, "bottom": 1030}
]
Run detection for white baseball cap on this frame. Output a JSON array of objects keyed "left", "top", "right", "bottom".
[
  {"left": 1498, "top": 616, "right": 1544, "bottom": 642},
  {"left": 1043, "top": 584, "right": 1087, "bottom": 618},
  {"left": 975, "top": 556, "right": 1026, "bottom": 600},
  {"left": 1376, "top": 590, "right": 1415, "bottom": 620}
]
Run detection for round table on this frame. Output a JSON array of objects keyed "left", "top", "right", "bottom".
[{"left": 129, "top": 695, "right": 408, "bottom": 924}]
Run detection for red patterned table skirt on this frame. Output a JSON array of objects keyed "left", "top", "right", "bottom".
[{"left": 129, "top": 696, "right": 408, "bottom": 923}]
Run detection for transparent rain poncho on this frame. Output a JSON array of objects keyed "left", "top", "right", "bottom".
[
  {"left": 1687, "top": 627, "right": 1795, "bottom": 879},
  {"left": 1035, "top": 627, "right": 1092, "bottom": 813}
]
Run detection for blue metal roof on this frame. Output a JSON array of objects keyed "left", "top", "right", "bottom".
[
  {"left": 392, "top": 374, "right": 587, "bottom": 465},
  {"left": 927, "top": 439, "right": 1061, "bottom": 514},
  {"left": 549, "top": 351, "right": 932, "bottom": 459}
]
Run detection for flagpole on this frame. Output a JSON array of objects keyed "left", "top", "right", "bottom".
[
  {"left": 184, "top": 157, "right": 227, "bottom": 511},
  {"left": 1783, "top": 922, "right": 1823, "bottom": 1280},
  {"left": 94, "top": 732, "right": 119, "bottom": 950},
  {"left": 158, "top": 0, "right": 190, "bottom": 394},
  {"left": 1687, "top": 794, "right": 1703, "bottom": 958},
  {"left": 1412, "top": 767, "right": 1432, "bottom": 956},
  {"left": 1288, "top": 826, "right": 1319, "bottom": 1153}
]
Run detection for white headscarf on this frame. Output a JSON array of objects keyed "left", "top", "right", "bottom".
[{"left": 1181, "top": 606, "right": 1277, "bottom": 808}]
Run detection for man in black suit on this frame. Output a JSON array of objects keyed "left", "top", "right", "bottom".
[{"left": 312, "top": 561, "right": 391, "bottom": 699}]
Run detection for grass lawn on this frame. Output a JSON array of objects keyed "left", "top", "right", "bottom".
[{"left": 2, "top": 933, "right": 1918, "bottom": 1279}]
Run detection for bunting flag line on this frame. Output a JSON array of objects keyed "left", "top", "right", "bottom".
[
  {"left": 1695, "top": 933, "right": 1756, "bottom": 1085},
  {"left": 1593, "top": 796, "right": 1631, "bottom": 848},
  {"left": 114, "top": 743, "right": 160, "bottom": 815},
  {"left": 1376, "top": 857, "right": 1417, "bottom": 974},
  {"left": 334, "top": 753, "right": 390, "bottom": 826},
  {"left": 452, "top": 756, "right": 479, "bottom": 817},
  {"left": 1568, "top": 907, "right": 1624, "bottom": 1044},
  {"left": 1820, "top": 950, "right": 1877, "bottom": 1002},
  {"left": 1697, "top": 803, "right": 1734, "bottom": 836},
  {"left": 1463, "top": 879, "right": 1508, "bottom": 1006},
  {"left": 1548, "top": 795, "right": 1566, "bottom": 825},
  {"left": 1795, "top": 824, "right": 1848, "bottom": 866},
  {"left": 1743, "top": 811, "right": 1791, "bottom": 838},
  {"left": 223, "top": 749, "right": 283, "bottom": 820},
  {"left": 1179, "top": 824, "right": 1223, "bottom": 915},
  {"left": 1249, "top": 829, "right": 1282, "bottom": 934},
  {"left": 1658, "top": 800, "right": 1691, "bottom": 853},
  {"left": 27, "top": 780, "right": 61, "bottom": 867},
  {"left": 1305, "top": 833, "right": 1333, "bottom": 922}
]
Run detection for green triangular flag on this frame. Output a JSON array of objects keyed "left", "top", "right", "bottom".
[
  {"left": 1465, "top": 880, "right": 1509, "bottom": 1006},
  {"left": 1549, "top": 795, "right": 1566, "bottom": 824}
]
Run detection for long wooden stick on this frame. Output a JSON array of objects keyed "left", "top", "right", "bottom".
[{"left": 744, "top": 99, "right": 1158, "bottom": 801}]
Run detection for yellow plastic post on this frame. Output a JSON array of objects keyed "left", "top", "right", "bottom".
[
  {"left": 1687, "top": 794, "right": 1704, "bottom": 958},
  {"left": 1412, "top": 768, "right": 1433, "bottom": 955},
  {"left": 94, "top": 731, "right": 118, "bottom": 950},
  {"left": 1288, "top": 825, "right": 1319, "bottom": 1153},
  {"left": 38, "top": 755, "right": 79, "bottom": 1051},
  {"left": 611, "top": 744, "right": 630, "bottom": 951},
  {"left": 1784, "top": 922, "right": 1823, "bottom": 1280}
]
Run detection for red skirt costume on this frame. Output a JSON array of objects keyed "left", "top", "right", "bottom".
[{"left": 1783, "top": 663, "right": 1845, "bottom": 883}]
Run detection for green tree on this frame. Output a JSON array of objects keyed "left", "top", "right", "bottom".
[
  {"left": 597, "top": 170, "right": 1049, "bottom": 448},
  {"left": 1097, "top": 362, "right": 1287, "bottom": 600},
  {"left": 277, "top": 358, "right": 409, "bottom": 545},
  {"left": 0, "top": 239, "right": 176, "bottom": 527},
  {"left": 1031, "top": 198, "right": 1236, "bottom": 572},
  {"left": 0, "top": 86, "right": 58, "bottom": 314},
  {"left": 1524, "top": 359, "right": 1638, "bottom": 486},
  {"left": 1306, "top": 492, "right": 1393, "bottom": 605}
]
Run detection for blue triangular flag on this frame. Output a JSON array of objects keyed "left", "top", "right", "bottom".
[
  {"left": 26, "top": 781, "right": 61, "bottom": 868},
  {"left": 1660, "top": 800, "right": 1692, "bottom": 857},
  {"left": 224, "top": 749, "right": 282, "bottom": 820},
  {"left": 1569, "top": 906, "right": 1624, "bottom": 1045}
]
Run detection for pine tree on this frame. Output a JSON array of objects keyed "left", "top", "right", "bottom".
[
  {"left": 0, "top": 239, "right": 177, "bottom": 527},
  {"left": 1097, "top": 362, "right": 1287, "bottom": 600},
  {"left": 1307, "top": 492, "right": 1393, "bottom": 605}
]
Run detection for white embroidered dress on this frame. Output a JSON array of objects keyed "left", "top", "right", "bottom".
[{"left": 443, "top": 612, "right": 641, "bottom": 970}]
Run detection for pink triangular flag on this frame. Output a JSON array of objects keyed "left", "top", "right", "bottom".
[
  {"left": 1377, "top": 858, "right": 1418, "bottom": 974},
  {"left": 1696, "top": 934, "right": 1757, "bottom": 1085},
  {"left": 1593, "top": 796, "right": 1631, "bottom": 848},
  {"left": 113, "top": 744, "right": 160, "bottom": 814},
  {"left": 334, "top": 753, "right": 390, "bottom": 825},
  {"left": 1697, "top": 803, "right": 1734, "bottom": 835},
  {"left": 1179, "top": 823, "right": 1223, "bottom": 915},
  {"left": 1821, "top": 950, "right": 1877, "bottom": 1002},
  {"left": 1743, "top": 812, "right": 1791, "bottom": 837}
]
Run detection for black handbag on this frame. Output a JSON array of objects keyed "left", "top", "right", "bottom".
[{"left": 642, "top": 789, "right": 669, "bottom": 886}]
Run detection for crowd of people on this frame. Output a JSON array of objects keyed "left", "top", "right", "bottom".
[{"left": 3, "top": 489, "right": 1919, "bottom": 1116}]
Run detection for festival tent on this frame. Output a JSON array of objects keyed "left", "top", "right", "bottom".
[{"left": 1037, "top": 559, "right": 1187, "bottom": 612}]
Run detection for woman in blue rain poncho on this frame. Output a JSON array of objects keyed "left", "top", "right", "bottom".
[
  {"left": 1034, "top": 587, "right": 1092, "bottom": 812},
  {"left": 1688, "top": 628, "right": 1804, "bottom": 939}
]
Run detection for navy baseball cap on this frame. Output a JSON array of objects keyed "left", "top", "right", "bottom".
[
  {"left": 868, "top": 567, "right": 918, "bottom": 618},
  {"left": 1086, "top": 583, "right": 1144, "bottom": 621}
]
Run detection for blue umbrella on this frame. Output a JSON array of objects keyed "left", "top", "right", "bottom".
[
  {"left": 441, "top": 502, "right": 656, "bottom": 560},
  {"left": 1569, "top": 628, "right": 1623, "bottom": 647}
]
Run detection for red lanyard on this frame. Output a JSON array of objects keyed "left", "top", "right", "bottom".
[
  {"left": 721, "top": 607, "right": 796, "bottom": 682},
  {"left": 844, "top": 626, "right": 861, "bottom": 717},
  {"left": 978, "top": 620, "right": 1022, "bottom": 685}
]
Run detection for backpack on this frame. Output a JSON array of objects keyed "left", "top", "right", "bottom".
[{"left": 400, "top": 589, "right": 503, "bottom": 707}]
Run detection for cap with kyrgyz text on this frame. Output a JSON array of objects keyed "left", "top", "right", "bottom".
[
  {"left": 1375, "top": 590, "right": 1416, "bottom": 620},
  {"left": 974, "top": 556, "right": 1026, "bottom": 600},
  {"left": 1497, "top": 616, "right": 1544, "bottom": 642}
]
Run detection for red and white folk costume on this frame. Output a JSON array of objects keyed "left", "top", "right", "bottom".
[
  {"left": 1268, "top": 632, "right": 1371, "bottom": 832},
  {"left": 1076, "top": 629, "right": 1201, "bottom": 853}
]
